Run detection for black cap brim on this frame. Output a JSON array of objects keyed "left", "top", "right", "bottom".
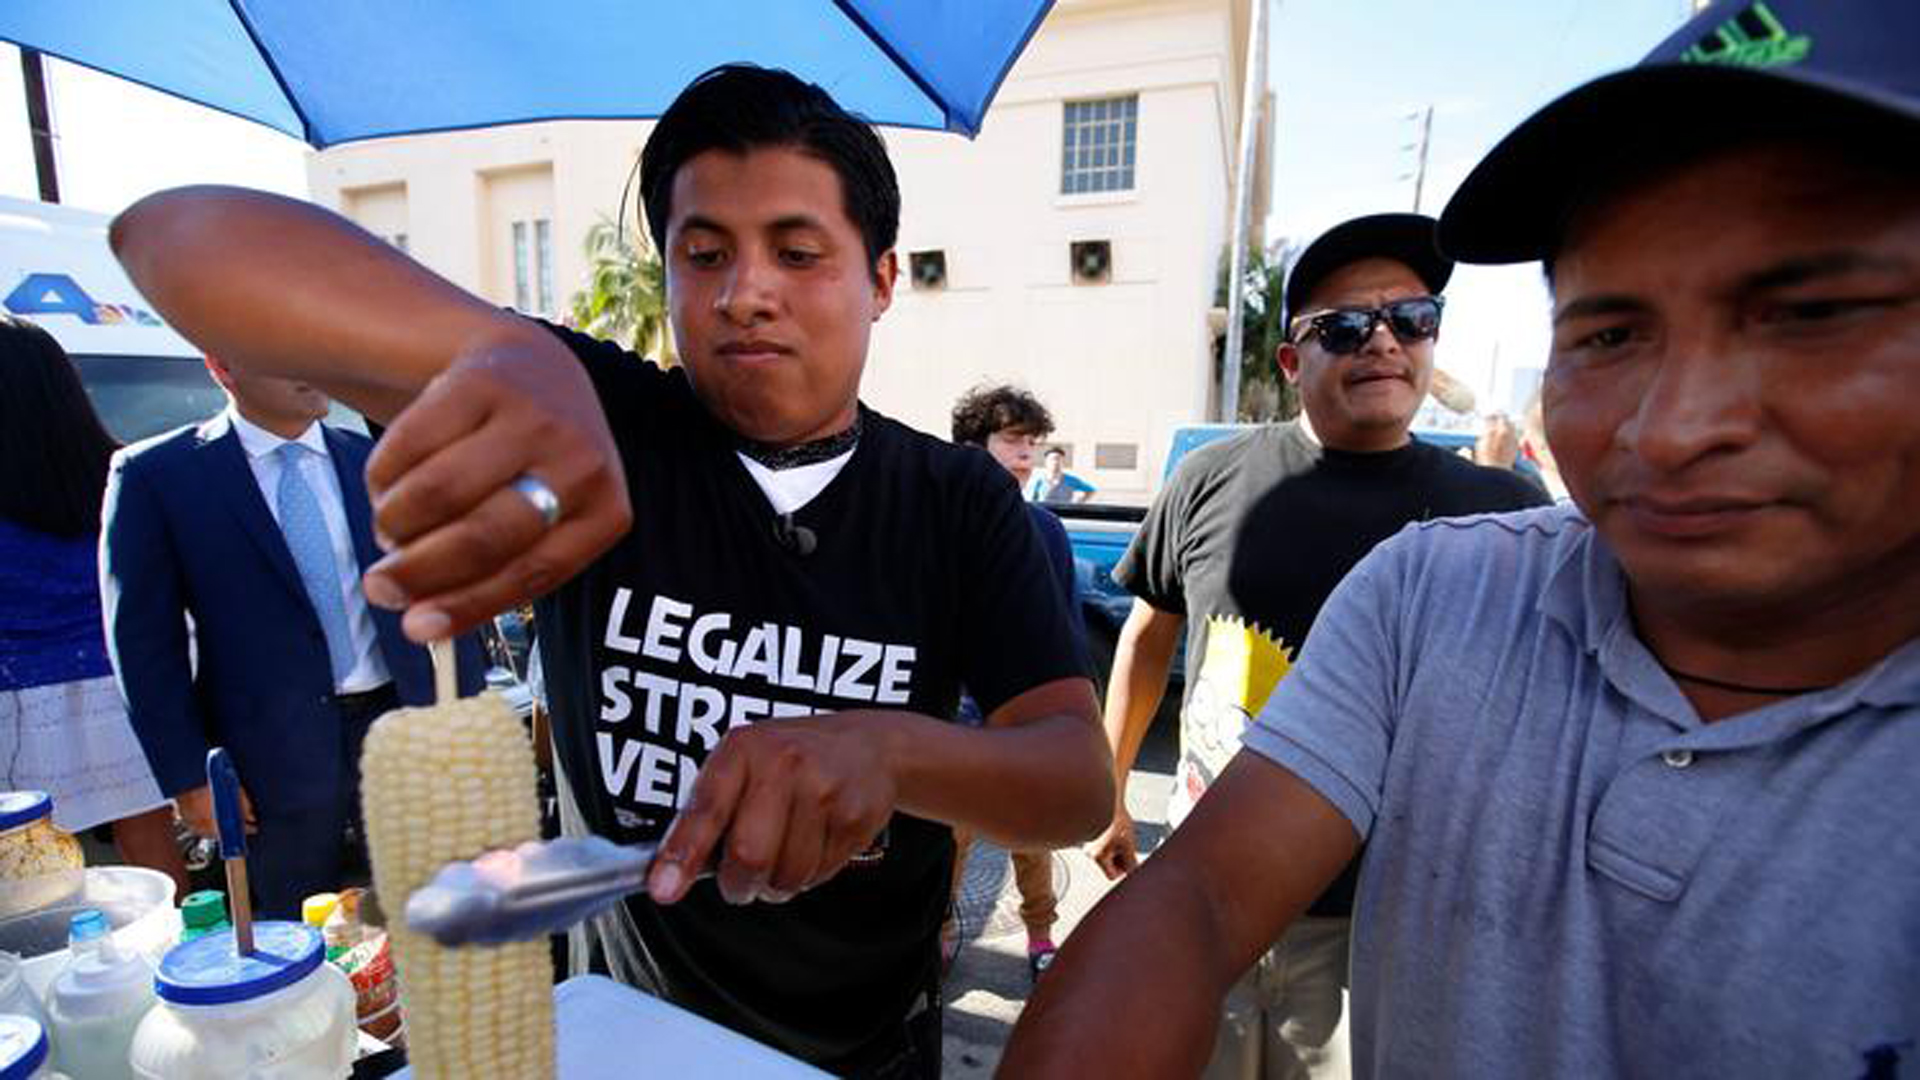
[
  {"left": 1284, "top": 213, "right": 1452, "bottom": 326},
  {"left": 1439, "top": 62, "right": 1920, "bottom": 265}
]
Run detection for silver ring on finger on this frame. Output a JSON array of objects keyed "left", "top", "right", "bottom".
[{"left": 509, "top": 474, "right": 562, "bottom": 529}]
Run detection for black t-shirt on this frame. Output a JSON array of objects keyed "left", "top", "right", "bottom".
[
  {"left": 1114, "top": 425, "right": 1320, "bottom": 832},
  {"left": 1118, "top": 428, "right": 1549, "bottom": 916},
  {"left": 532, "top": 324, "right": 1085, "bottom": 1065},
  {"left": 1226, "top": 439, "right": 1552, "bottom": 670}
]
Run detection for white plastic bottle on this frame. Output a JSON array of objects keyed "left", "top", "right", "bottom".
[
  {"left": 0, "top": 954, "right": 50, "bottom": 1041},
  {"left": 44, "top": 911, "right": 153, "bottom": 1080}
]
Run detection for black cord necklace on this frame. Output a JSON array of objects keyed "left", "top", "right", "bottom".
[
  {"left": 737, "top": 412, "right": 863, "bottom": 471},
  {"left": 1656, "top": 660, "right": 1835, "bottom": 697}
]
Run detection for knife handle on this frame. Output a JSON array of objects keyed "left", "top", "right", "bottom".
[{"left": 207, "top": 747, "right": 247, "bottom": 861}]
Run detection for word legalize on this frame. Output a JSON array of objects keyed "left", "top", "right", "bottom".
[{"left": 595, "top": 590, "right": 918, "bottom": 811}]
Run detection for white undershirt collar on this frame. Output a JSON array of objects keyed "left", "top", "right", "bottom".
[{"left": 736, "top": 449, "right": 853, "bottom": 516}]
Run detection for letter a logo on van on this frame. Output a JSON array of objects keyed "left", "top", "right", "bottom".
[{"left": 5, "top": 272, "right": 108, "bottom": 324}]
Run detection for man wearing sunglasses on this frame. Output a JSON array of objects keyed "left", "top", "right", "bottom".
[
  {"left": 1084, "top": 213, "right": 1545, "bottom": 1078},
  {"left": 1012, "top": 0, "right": 1920, "bottom": 1075}
]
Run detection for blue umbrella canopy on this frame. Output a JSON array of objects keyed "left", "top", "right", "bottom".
[{"left": 1, "top": 1, "right": 1053, "bottom": 146}]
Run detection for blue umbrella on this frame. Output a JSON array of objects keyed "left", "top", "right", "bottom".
[{"left": 1, "top": 1, "right": 1052, "bottom": 146}]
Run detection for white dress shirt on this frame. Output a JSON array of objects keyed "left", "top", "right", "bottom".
[{"left": 229, "top": 408, "right": 390, "bottom": 693}]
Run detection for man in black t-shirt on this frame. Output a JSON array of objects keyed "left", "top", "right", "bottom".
[
  {"left": 109, "top": 66, "right": 1111, "bottom": 1079},
  {"left": 1086, "top": 214, "right": 1547, "bottom": 1078}
]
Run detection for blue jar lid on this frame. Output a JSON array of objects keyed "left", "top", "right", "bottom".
[
  {"left": 0, "top": 792, "right": 52, "bottom": 833},
  {"left": 155, "top": 922, "right": 324, "bottom": 1006},
  {"left": 0, "top": 1014, "right": 48, "bottom": 1080}
]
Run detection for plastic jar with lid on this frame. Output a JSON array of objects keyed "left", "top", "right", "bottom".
[
  {"left": 128, "top": 923, "right": 355, "bottom": 1080},
  {"left": 0, "top": 794, "right": 83, "bottom": 919},
  {"left": 0, "top": 1014, "right": 52, "bottom": 1080}
]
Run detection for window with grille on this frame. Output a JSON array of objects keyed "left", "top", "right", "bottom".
[
  {"left": 1061, "top": 95, "right": 1138, "bottom": 195},
  {"left": 512, "top": 222, "right": 529, "bottom": 310},
  {"left": 535, "top": 219, "right": 554, "bottom": 314},
  {"left": 512, "top": 218, "right": 555, "bottom": 314}
]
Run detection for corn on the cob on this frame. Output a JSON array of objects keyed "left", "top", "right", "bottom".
[{"left": 360, "top": 692, "right": 554, "bottom": 1078}]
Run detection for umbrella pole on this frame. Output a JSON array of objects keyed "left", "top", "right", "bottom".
[{"left": 19, "top": 48, "right": 60, "bottom": 203}]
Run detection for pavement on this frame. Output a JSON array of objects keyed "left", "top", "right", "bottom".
[{"left": 938, "top": 720, "right": 1179, "bottom": 1077}]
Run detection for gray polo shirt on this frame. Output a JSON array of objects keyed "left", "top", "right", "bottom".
[{"left": 1243, "top": 504, "right": 1920, "bottom": 1079}]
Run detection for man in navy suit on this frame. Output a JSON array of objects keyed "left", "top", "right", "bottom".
[{"left": 101, "top": 356, "right": 481, "bottom": 918}]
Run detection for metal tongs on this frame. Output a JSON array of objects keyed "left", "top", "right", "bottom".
[
  {"left": 385, "top": 642, "right": 706, "bottom": 947},
  {"left": 400, "top": 836, "right": 687, "bottom": 946}
]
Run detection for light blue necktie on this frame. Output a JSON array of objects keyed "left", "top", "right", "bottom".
[{"left": 274, "top": 443, "right": 355, "bottom": 683}]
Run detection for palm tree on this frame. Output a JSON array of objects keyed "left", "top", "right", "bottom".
[
  {"left": 1215, "top": 240, "right": 1299, "bottom": 421},
  {"left": 569, "top": 218, "right": 674, "bottom": 364}
]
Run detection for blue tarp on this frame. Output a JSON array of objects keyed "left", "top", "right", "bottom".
[{"left": 1, "top": 1, "right": 1053, "bottom": 146}]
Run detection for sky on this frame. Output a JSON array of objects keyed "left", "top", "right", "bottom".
[
  {"left": 0, "top": 49, "right": 309, "bottom": 211},
  {"left": 0, "top": 0, "right": 1696, "bottom": 413},
  {"left": 1264, "top": 0, "right": 1695, "bottom": 416}
]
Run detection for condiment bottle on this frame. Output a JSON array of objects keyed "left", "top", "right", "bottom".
[
  {"left": 301, "top": 893, "right": 340, "bottom": 933},
  {"left": 45, "top": 910, "right": 153, "bottom": 1080},
  {"left": 320, "top": 890, "right": 365, "bottom": 963},
  {"left": 176, "top": 893, "right": 229, "bottom": 945},
  {"left": 0, "top": 954, "right": 49, "bottom": 1041}
]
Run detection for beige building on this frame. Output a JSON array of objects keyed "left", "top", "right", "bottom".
[{"left": 309, "top": 0, "right": 1268, "bottom": 501}]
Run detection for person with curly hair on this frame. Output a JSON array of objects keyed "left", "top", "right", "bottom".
[
  {"left": 948, "top": 384, "right": 1082, "bottom": 981},
  {"left": 949, "top": 384, "right": 1055, "bottom": 493}
]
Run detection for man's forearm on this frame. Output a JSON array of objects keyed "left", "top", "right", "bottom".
[
  {"left": 1004, "top": 753, "right": 1360, "bottom": 1076},
  {"left": 1000, "top": 859, "right": 1234, "bottom": 1077},
  {"left": 1103, "top": 602, "right": 1181, "bottom": 778},
  {"left": 111, "top": 186, "right": 550, "bottom": 424},
  {"left": 645, "top": 682, "right": 1112, "bottom": 905},
  {"left": 870, "top": 692, "right": 1114, "bottom": 847}
]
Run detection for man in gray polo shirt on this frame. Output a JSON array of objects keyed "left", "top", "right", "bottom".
[{"left": 1004, "top": 1, "right": 1920, "bottom": 1076}]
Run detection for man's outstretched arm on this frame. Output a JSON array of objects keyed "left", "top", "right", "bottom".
[
  {"left": 112, "top": 186, "right": 525, "bottom": 421},
  {"left": 1002, "top": 750, "right": 1358, "bottom": 1077},
  {"left": 111, "top": 186, "right": 630, "bottom": 638},
  {"left": 645, "top": 676, "right": 1112, "bottom": 906},
  {"left": 1085, "top": 598, "right": 1182, "bottom": 878}
]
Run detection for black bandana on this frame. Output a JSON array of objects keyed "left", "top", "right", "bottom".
[{"left": 736, "top": 411, "right": 863, "bottom": 471}]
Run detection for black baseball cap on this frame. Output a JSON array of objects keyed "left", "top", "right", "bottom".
[
  {"left": 1283, "top": 213, "right": 1452, "bottom": 328},
  {"left": 1441, "top": 0, "right": 1920, "bottom": 265}
]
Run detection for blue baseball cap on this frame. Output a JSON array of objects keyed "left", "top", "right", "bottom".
[{"left": 1440, "top": 0, "right": 1920, "bottom": 264}]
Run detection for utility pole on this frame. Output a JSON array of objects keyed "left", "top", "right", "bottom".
[
  {"left": 1410, "top": 104, "right": 1432, "bottom": 214},
  {"left": 20, "top": 48, "right": 61, "bottom": 203},
  {"left": 1220, "top": 0, "right": 1270, "bottom": 423}
]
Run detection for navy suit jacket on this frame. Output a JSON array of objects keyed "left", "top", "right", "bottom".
[{"left": 100, "top": 413, "right": 484, "bottom": 814}]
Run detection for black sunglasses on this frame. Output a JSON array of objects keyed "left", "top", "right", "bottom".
[{"left": 1291, "top": 296, "right": 1445, "bottom": 355}]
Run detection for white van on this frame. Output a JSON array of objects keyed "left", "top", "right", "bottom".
[
  {"left": 1, "top": 194, "right": 226, "bottom": 441},
  {"left": 0, "top": 195, "right": 367, "bottom": 442}
]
